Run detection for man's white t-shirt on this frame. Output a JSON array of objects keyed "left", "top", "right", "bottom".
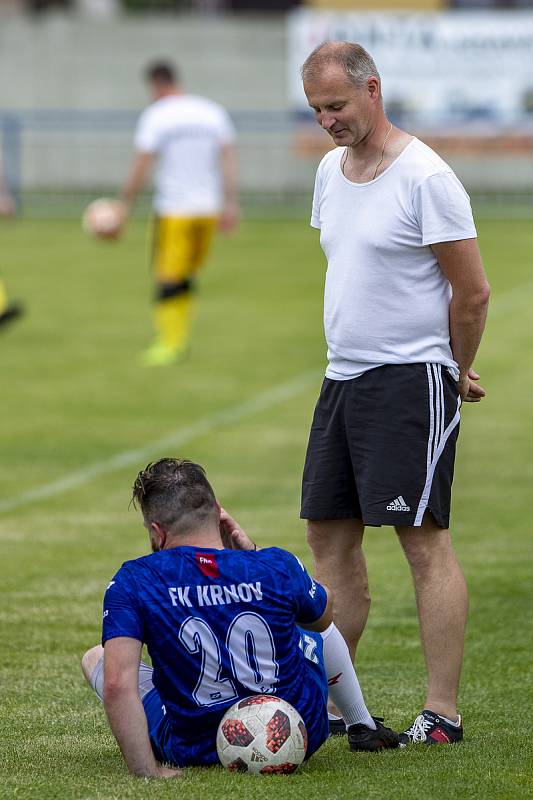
[
  {"left": 135, "top": 94, "right": 236, "bottom": 216},
  {"left": 311, "top": 137, "right": 477, "bottom": 381}
]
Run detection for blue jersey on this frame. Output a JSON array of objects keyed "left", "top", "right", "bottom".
[{"left": 102, "top": 545, "right": 329, "bottom": 766}]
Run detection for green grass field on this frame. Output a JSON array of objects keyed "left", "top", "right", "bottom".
[{"left": 1, "top": 214, "right": 532, "bottom": 799}]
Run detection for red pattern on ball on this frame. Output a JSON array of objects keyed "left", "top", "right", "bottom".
[
  {"left": 238, "top": 695, "right": 280, "bottom": 709},
  {"left": 228, "top": 757, "right": 248, "bottom": 771},
  {"left": 298, "top": 720, "right": 308, "bottom": 752},
  {"left": 265, "top": 709, "right": 291, "bottom": 753},
  {"left": 260, "top": 763, "right": 298, "bottom": 775},
  {"left": 221, "top": 718, "right": 254, "bottom": 747}
]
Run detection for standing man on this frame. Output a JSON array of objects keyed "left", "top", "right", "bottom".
[
  {"left": 117, "top": 61, "right": 239, "bottom": 366},
  {"left": 300, "top": 42, "right": 490, "bottom": 745},
  {"left": 81, "top": 458, "right": 399, "bottom": 777}
]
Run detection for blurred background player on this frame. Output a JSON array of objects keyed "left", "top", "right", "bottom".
[
  {"left": 0, "top": 158, "right": 23, "bottom": 330},
  {"left": 81, "top": 458, "right": 399, "bottom": 777},
  {"left": 116, "top": 61, "right": 239, "bottom": 366}
]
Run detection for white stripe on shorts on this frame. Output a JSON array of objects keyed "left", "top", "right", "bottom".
[
  {"left": 425, "top": 364, "right": 436, "bottom": 472},
  {"left": 414, "top": 366, "right": 461, "bottom": 527},
  {"left": 432, "top": 364, "right": 445, "bottom": 458}
]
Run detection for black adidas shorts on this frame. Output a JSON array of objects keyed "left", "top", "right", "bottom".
[{"left": 300, "top": 364, "right": 461, "bottom": 529}]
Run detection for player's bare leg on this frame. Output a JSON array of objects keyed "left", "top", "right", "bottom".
[
  {"left": 395, "top": 513, "right": 468, "bottom": 721},
  {"left": 306, "top": 518, "right": 368, "bottom": 659},
  {"left": 81, "top": 644, "right": 104, "bottom": 684}
]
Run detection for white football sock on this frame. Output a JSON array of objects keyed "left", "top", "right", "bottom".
[{"left": 320, "top": 622, "right": 376, "bottom": 729}]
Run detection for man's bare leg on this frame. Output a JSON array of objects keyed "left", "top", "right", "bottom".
[
  {"left": 396, "top": 513, "right": 468, "bottom": 721},
  {"left": 81, "top": 644, "right": 104, "bottom": 685},
  {"left": 306, "top": 518, "right": 368, "bottom": 660}
]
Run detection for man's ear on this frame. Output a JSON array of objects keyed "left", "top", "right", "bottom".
[
  {"left": 149, "top": 521, "right": 167, "bottom": 551},
  {"left": 367, "top": 77, "right": 380, "bottom": 101}
]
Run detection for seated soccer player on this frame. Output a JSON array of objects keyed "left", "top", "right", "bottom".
[{"left": 81, "top": 458, "right": 399, "bottom": 777}]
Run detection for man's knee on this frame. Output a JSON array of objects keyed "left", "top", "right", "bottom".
[
  {"left": 306, "top": 518, "right": 364, "bottom": 561},
  {"left": 396, "top": 517, "right": 454, "bottom": 576},
  {"left": 81, "top": 644, "right": 104, "bottom": 684}
]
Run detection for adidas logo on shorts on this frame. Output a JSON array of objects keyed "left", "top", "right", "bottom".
[{"left": 386, "top": 496, "right": 411, "bottom": 512}]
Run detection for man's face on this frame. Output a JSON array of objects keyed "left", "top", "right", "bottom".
[
  {"left": 304, "top": 65, "right": 375, "bottom": 148},
  {"left": 148, "top": 80, "right": 168, "bottom": 102}
]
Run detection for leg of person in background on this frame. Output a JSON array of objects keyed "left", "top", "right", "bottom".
[
  {"left": 0, "top": 277, "right": 23, "bottom": 330},
  {"left": 140, "top": 216, "right": 216, "bottom": 366},
  {"left": 396, "top": 513, "right": 468, "bottom": 745},
  {"left": 151, "top": 278, "right": 195, "bottom": 363},
  {"left": 81, "top": 644, "right": 155, "bottom": 703},
  {"left": 320, "top": 622, "right": 399, "bottom": 751}
]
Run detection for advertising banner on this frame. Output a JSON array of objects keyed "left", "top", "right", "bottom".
[{"left": 288, "top": 10, "right": 533, "bottom": 125}]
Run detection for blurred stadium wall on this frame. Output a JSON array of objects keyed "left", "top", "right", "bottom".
[{"left": 1, "top": 2, "right": 532, "bottom": 215}]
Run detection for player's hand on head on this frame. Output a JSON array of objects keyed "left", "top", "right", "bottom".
[
  {"left": 458, "top": 367, "right": 486, "bottom": 403},
  {"left": 219, "top": 508, "right": 256, "bottom": 551}
]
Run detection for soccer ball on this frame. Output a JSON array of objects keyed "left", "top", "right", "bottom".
[
  {"left": 82, "top": 198, "right": 123, "bottom": 240},
  {"left": 216, "top": 695, "right": 307, "bottom": 775}
]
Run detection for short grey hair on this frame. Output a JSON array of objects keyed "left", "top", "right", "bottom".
[{"left": 301, "top": 41, "right": 380, "bottom": 88}]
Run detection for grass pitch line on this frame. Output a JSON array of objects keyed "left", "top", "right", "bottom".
[
  {"left": 0, "top": 370, "right": 320, "bottom": 516},
  {"left": 0, "top": 282, "right": 523, "bottom": 518}
]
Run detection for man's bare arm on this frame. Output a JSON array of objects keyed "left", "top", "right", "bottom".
[
  {"left": 219, "top": 143, "right": 239, "bottom": 233},
  {"left": 103, "top": 637, "right": 180, "bottom": 778},
  {"left": 120, "top": 152, "right": 156, "bottom": 214},
  {"left": 432, "top": 238, "right": 490, "bottom": 402},
  {"left": 0, "top": 163, "right": 15, "bottom": 218}
]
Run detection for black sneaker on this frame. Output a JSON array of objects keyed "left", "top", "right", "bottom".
[
  {"left": 399, "top": 709, "right": 463, "bottom": 746},
  {"left": 0, "top": 303, "right": 24, "bottom": 330},
  {"left": 328, "top": 716, "right": 347, "bottom": 737},
  {"left": 347, "top": 717, "right": 400, "bottom": 752}
]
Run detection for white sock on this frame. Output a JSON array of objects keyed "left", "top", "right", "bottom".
[{"left": 320, "top": 623, "right": 376, "bottom": 729}]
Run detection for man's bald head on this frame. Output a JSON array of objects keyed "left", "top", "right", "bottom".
[{"left": 301, "top": 41, "right": 380, "bottom": 90}]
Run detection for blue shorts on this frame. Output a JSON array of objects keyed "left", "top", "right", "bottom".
[{"left": 142, "top": 629, "right": 328, "bottom": 767}]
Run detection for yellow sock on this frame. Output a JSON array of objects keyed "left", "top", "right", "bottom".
[
  {"left": 0, "top": 280, "right": 8, "bottom": 315},
  {"left": 154, "top": 294, "right": 194, "bottom": 351}
]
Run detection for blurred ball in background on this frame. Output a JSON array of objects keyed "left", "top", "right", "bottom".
[{"left": 82, "top": 198, "right": 124, "bottom": 240}]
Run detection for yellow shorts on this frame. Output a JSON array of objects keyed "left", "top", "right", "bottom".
[{"left": 152, "top": 216, "right": 218, "bottom": 284}]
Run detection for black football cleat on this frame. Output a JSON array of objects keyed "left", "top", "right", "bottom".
[
  {"left": 347, "top": 717, "right": 400, "bottom": 752},
  {"left": 329, "top": 716, "right": 347, "bottom": 737},
  {"left": 399, "top": 710, "right": 463, "bottom": 746},
  {"left": 0, "top": 303, "right": 24, "bottom": 330}
]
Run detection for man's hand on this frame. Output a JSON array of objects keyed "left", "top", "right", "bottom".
[
  {"left": 219, "top": 200, "right": 239, "bottom": 233},
  {"left": 458, "top": 367, "right": 486, "bottom": 403},
  {"left": 219, "top": 508, "right": 256, "bottom": 551},
  {"left": 112, "top": 199, "right": 128, "bottom": 237}
]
